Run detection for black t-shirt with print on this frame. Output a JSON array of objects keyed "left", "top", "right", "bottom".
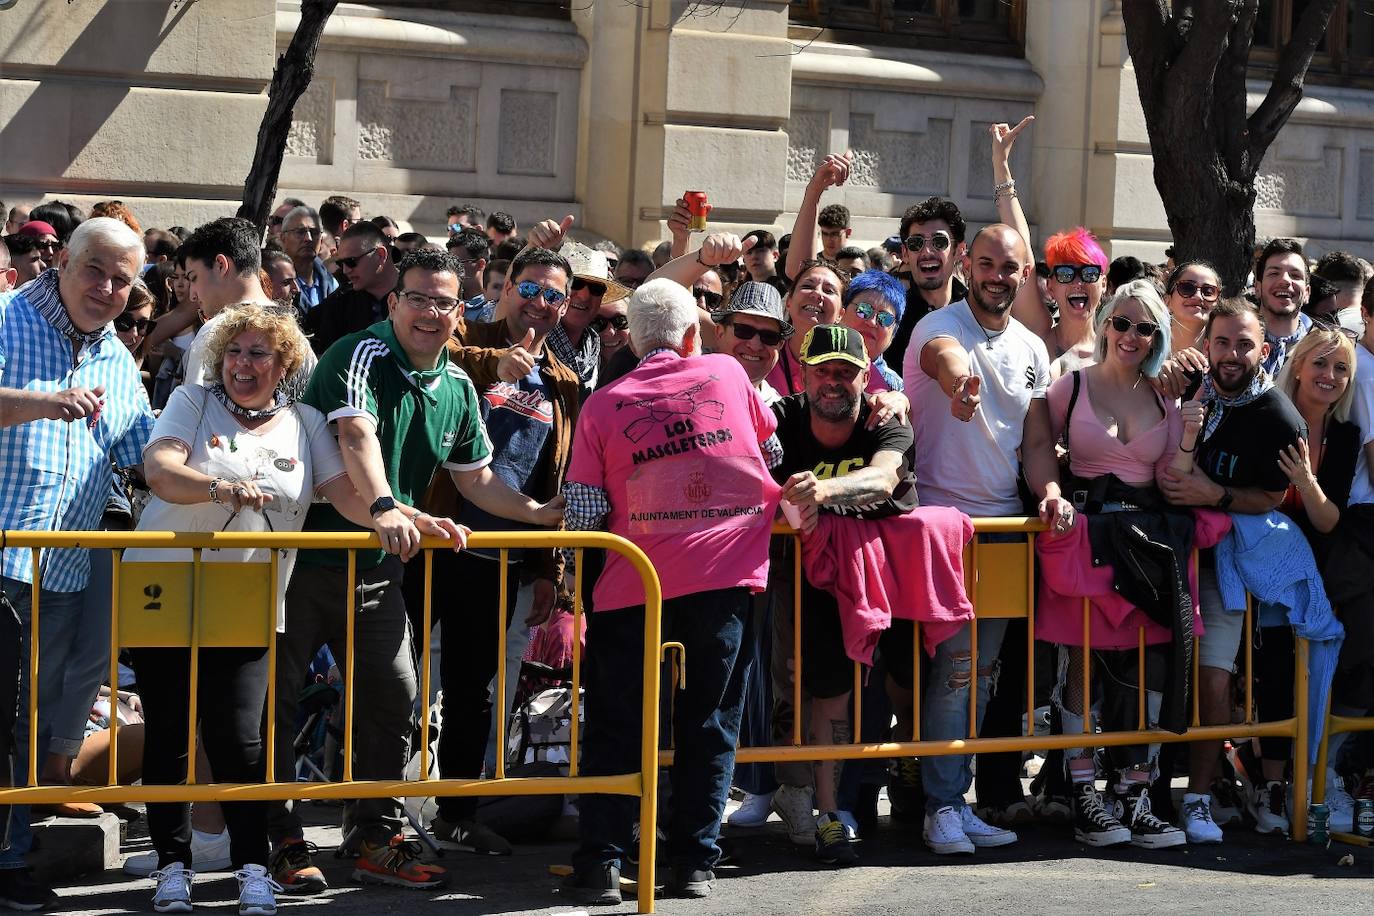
[
  {"left": 1196, "top": 386, "right": 1307, "bottom": 493},
  {"left": 770, "top": 393, "right": 918, "bottom": 518}
]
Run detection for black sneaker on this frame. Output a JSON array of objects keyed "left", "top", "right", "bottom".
[
  {"left": 814, "top": 813, "right": 859, "bottom": 867},
  {"left": 666, "top": 866, "right": 714, "bottom": 899},
  {"left": 1124, "top": 785, "right": 1186, "bottom": 849},
  {"left": 0, "top": 868, "right": 56, "bottom": 912},
  {"left": 561, "top": 863, "right": 622, "bottom": 906},
  {"left": 429, "top": 817, "right": 512, "bottom": 855},
  {"left": 887, "top": 758, "right": 924, "bottom": 823},
  {"left": 1072, "top": 782, "right": 1130, "bottom": 847}
]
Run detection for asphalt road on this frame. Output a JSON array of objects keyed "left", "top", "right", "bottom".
[{"left": 53, "top": 793, "right": 1374, "bottom": 916}]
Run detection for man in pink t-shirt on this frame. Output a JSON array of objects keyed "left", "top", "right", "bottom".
[{"left": 561, "top": 278, "right": 781, "bottom": 904}]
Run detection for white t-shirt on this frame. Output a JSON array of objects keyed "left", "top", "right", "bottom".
[
  {"left": 902, "top": 300, "right": 1051, "bottom": 516},
  {"left": 126, "top": 384, "right": 348, "bottom": 629},
  {"left": 184, "top": 311, "right": 318, "bottom": 402},
  {"left": 1346, "top": 345, "right": 1374, "bottom": 507}
]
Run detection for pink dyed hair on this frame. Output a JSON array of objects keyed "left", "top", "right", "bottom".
[{"left": 1044, "top": 227, "right": 1107, "bottom": 271}]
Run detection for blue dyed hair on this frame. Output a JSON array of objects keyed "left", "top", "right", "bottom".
[
  {"left": 1095, "top": 279, "right": 1172, "bottom": 378},
  {"left": 842, "top": 268, "right": 906, "bottom": 324}
]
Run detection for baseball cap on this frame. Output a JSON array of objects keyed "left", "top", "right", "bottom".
[
  {"left": 710, "top": 281, "right": 793, "bottom": 338},
  {"left": 798, "top": 324, "right": 868, "bottom": 370}
]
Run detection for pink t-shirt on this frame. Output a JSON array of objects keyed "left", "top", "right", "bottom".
[
  {"left": 1047, "top": 370, "right": 1182, "bottom": 486},
  {"left": 765, "top": 345, "right": 889, "bottom": 397},
  {"left": 567, "top": 351, "right": 780, "bottom": 611}
]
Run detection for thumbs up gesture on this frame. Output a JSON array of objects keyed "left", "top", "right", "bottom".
[
  {"left": 951, "top": 375, "right": 981, "bottom": 422},
  {"left": 529, "top": 214, "right": 574, "bottom": 251},
  {"left": 498, "top": 327, "right": 540, "bottom": 382}
]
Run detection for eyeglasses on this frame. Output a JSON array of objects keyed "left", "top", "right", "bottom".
[
  {"left": 335, "top": 249, "right": 378, "bottom": 270},
  {"left": 516, "top": 280, "right": 568, "bottom": 307},
  {"left": 1107, "top": 315, "right": 1159, "bottom": 338},
  {"left": 850, "top": 301, "right": 897, "bottom": 328},
  {"left": 572, "top": 277, "right": 607, "bottom": 297},
  {"left": 1051, "top": 264, "right": 1103, "bottom": 285},
  {"left": 729, "top": 322, "right": 784, "bottom": 347},
  {"left": 591, "top": 314, "right": 629, "bottom": 333},
  {"left": 114, "top": 315, "right": 154, "bottom": 335},
  {"left": 694, "top": 289, "right": 723, "bottom": 310},
  {"left": 283, "top": 226, "right": 321, "bottom": 239},
  {"left": 903, "top": 232, "right": 952, "bottom": 253},
  {"left": 399, "top": 289, "right": 462, "bottom": 314},
  {"left": 1172, "top": 279, "right": 1220, "bottom": 302}
]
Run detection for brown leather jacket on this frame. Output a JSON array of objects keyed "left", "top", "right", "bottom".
[{"left": 418, "top": 318, "right": 581, "bottom": 585}]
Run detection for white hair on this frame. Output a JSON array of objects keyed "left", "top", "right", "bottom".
[
  {"left": 628, "top": 278, "right": 697, "bottom": 353},
  {"left": 65, "top": 216, "right": 145, "bottom": 266}
]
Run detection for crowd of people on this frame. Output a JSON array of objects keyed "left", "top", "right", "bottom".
[{"left": 1, "top": 116, "right": 1373, "bottom": 914}]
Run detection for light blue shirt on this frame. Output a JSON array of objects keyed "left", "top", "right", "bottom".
[
  {"left": 295, "top": 257, "right": 339, "bottom": 312},
  {"left": 0, "top": 271, "right": 155, "bottom": 591}
]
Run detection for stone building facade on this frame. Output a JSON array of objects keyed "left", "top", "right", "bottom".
[{"left": 2, "top": 0, "right": 1373, "bottom": 262}]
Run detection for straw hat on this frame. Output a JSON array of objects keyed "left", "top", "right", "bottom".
[{"left": 558, "top": 241, "right": 631, "bottom": 304}]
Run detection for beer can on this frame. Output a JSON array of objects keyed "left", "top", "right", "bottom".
[
  {"left": 1356, "top": 798, "right": 1374, "bottom": 838},
  {"left": 1307, "top": 802, "right": 1329, "bottom": 844},
  {"left": 685, "top": 190, "right": 709, "bottom": 232}
]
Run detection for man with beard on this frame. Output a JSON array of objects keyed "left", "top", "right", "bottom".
[
  {"left": 895, "top": 223, "right": 1070, "bottom": 856},
  {"left": 1159, "top": 298, "right": 1306, "bottom": 844},
  {"left": 770, "top": 324, "right": 917, "bottom": 867},
  {"left": 1255, "top": 238, "right": 1312, "bottom": 376},
  {"left": 885, "top": 197, "right": 969, "bottom": 373}
]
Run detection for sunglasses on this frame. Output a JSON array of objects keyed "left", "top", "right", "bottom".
[
  {"left": 1051, "top": 264, "right": 1103, "bottom": 285},
  {"left": 729, "top": 322, "right": 784, "bottom": 347},
  {"left": 572, "top": 277, "right": 607, "bottom": 297},
  {"left": 1107, "top": 315, "right": 1159, "bottom": 338},
  {"left": 268, "top": 215, "right": 285, "bottom": 227},
  {"left": 516, "top": 280, "right": 568, "bottom": 307},
  {"left": 850, "top": 301, "right": 896, "bottom": 328},
  {"left": 399, "top": 289, "right": 461, "bottom": 314},
  {"left": 1172, "top": 279, "right": 1220, "bottom": 302},
  {"left": 694, "top": 289, "right": 723, "bottom": 310},
  {"left": 36, "top": 240, "right": 60, "bottom": 252},
  {"left": 591, "top": 314, "right": 629, "bottom": 333},
  {"left": 903, "top": 232, "right": 952, "bottom": 253},
  {"left": 335, "top": 249, "right": 377, "bottom": 270},
  {"left": 284, "top": 226, "right": 321, "bottom": 239},
  {"left": 114, "top": 315, "right": 154, "bottom": 334},
  {"left": 1311, "top": 314, "right": 1361, "bottom": 340}
]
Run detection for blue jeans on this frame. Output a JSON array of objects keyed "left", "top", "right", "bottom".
[
  {"left": 1, "top": 576, "right": 87, "bottom": 866},
  {"left": 921, "top": 618, "right": 1008, "bottom": 813},
  {"left": 574, "top": 587, "right": 749, "bottom": 874}
]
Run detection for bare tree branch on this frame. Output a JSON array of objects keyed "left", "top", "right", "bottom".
[
  {"left": 1121, "top": 0, "right": 1173, "bottom": 121},
  {"left": 1164, "top": 0, "right": 1240, "bottom": 120},
  {"left": 236, "top": 0, "right": 339, "bottom": 235},
  {"left": 1247, "top": 0, "right": 1339, "bottom": 161},
  {"left": 1213, "top": 0, "right": 1257, "bottom": 180}
]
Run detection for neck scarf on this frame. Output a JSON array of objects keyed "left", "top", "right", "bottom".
[
  {"left": 1199, "top": 368, "right": 1272, "bottom": 442},
  {"left": 28, "top": 269, "right": 108, "bottom": 349},
  {"left": 207, "top": 381, "right": 292, "bottom": 419}
]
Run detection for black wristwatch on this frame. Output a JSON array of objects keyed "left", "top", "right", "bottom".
[
  {"left": 369, "top": 495, "right": 398, "bottom": 517},
  {"left": 1216, "top": 488, "right": 1234, "bottom": 511}
]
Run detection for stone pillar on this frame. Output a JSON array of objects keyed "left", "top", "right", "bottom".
[
  {"left": 573, "top": 0, "right": 793, "bottom": 248},
  {"left": 0, "top": 0, "right": 274, "bottom": 228}
]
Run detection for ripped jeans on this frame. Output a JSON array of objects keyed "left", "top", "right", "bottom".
[
  {"left": 1052, "top": 644, "right": 1166, "bottom": 778},
  {"left": 922, "top": 618, "right": 1007, "bottom": 813}
]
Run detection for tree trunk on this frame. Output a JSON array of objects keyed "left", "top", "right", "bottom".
[{"left": 236, "top": 0, "right": 339, "bottom": 237}]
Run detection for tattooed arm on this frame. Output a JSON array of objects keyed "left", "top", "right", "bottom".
[{"left": 780, "top": 450, "right": 903, "bottom": 510}]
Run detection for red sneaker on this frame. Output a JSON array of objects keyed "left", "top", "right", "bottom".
[{"left": 352, "top": 836, "right": 447, "bottom": 889}]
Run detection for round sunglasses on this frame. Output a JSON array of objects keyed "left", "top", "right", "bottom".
[
  {"left": 1051, "top": 264, "right": 1102, "bottom": 285},
  {"left": 1171, "top": 279, "right": 1220, "bottom": 302},
  {"left": 849, "top": 301, "right": 896, "bottom": 328},
  {"left": 1107, "top": 315, "right": 1159, "bottom": 338}
]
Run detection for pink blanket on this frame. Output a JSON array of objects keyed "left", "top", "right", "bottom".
[
  {"left": 802, "top": 507, "right": 975, "bottom": 665},
  {"left": 1035, "top": 509, "right": 1231, "bottom": 648}
]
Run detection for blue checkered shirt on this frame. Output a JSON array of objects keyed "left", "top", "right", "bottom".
[{"left": 0, "top": 271, "right": 156, "bottom": 591}]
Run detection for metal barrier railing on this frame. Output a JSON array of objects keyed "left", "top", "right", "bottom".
[
  {"left": 1312, "top": 708, "right": 1374, "bottom": 845},
  {"left": 658, "top": 518, "right": 1312, "bottom": 842},
  {"left": 0, "top": 529, "right": 664, "bottom": 914}
]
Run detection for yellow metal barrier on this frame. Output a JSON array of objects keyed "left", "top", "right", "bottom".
[
  {"left": 658, "top": 518, "right": 1312, "bottom": 842},
  {"left": 0, "top": 529, "right": 664, "bottom": 914},
  {"left": 1312, "top": 707, "right": 1374, "bottom": 844}
]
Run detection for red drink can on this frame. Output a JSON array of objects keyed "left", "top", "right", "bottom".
[{"left": 684, "top": 191, "right": 709, "bottom": 232}]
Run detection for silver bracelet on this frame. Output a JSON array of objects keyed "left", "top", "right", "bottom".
[{"left": 993, "top": 178, "right": 1016, "bottom": 195}]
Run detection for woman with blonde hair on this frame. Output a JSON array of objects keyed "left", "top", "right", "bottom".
[{"left": 128, "top": 302, "right": 465, "bottom": 915}]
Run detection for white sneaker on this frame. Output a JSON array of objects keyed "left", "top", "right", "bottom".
[
  {"left": 126, "top": 830, "right": 231, "bottom": 877},
  {"left": 923, "top": 805, "right": 975, "bottom": 855},
  {"left": 771, "top": 784, "right": 815, "bottom": 846},
  {"left": 1323, "top": 772, "right": 1356, "bottom": 834},
  {"left": 151, "top": 862, "right": 195, "bottom": 913},
  {"left": 1253, "top": 780, "right": 1290, "bottom": 835},
  {"left": 960, "top": 805, "right": 1017, "bottom": 847},
  {"left": 1179, "top": 793, "right": 1223, "bottom": 844},
  {"left": 235, "top": 863, "right": 282, "bottom": 916},
  {"left": 727, "top": 791, "right": 774, "bottom": 828}
]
